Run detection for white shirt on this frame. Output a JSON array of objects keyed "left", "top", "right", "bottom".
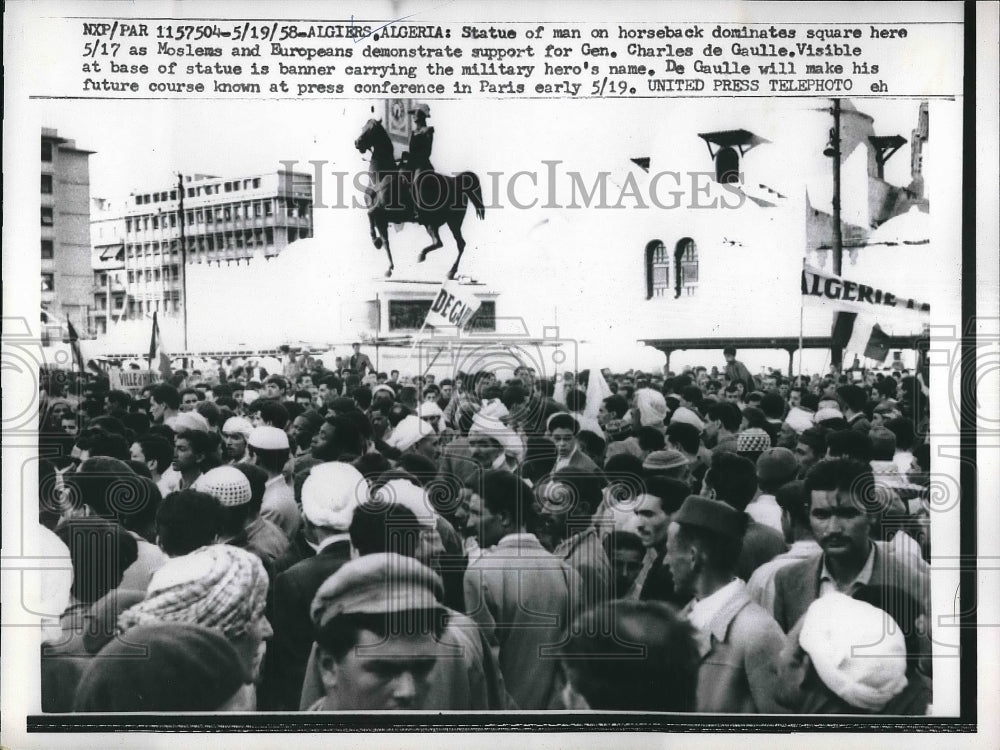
[
  {"left": 819, "top": 542, "right": 876, "bottom": 596},
  {"left": 745, "top": 494, "right": 784, "bottom": 535},
  {"left": 687, "top": 578, "right": 744, "bottom": 634}
]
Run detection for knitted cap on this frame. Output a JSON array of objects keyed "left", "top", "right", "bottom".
[
  {"left": 798, "top": 592, "right": 908, "bottom": 711},
  {"left": 642, "top": 449, "right": 690, "bottom": 472},
  {"left": 736, "top": 428, "right": 771, "bottom": 453},
  {"left": 193, "top": 466, "right": 252, "bottom": 507}
]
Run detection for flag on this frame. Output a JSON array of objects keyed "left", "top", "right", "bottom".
[
  {"left": 66, "top": 320, "right": 85, "bottom": 373},
  {"left": 423, "top": 280, "right": 482, "bottom": 331},
  {"left": 834, "top": 312, "right": 893, "bottom": 363},
  {"left": 583, "top": 367, "right": 612, "bottom": 420},
  {"left": 148, "top": 312, "right": 172, "bottom": 380}
]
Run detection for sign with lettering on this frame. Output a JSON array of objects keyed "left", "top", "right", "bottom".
[
  {"left": 424, "top": 280, "right": 483, "bottom": 330},
  {"left": 801, "top": 265, "right": 930, "bottom": 315}
]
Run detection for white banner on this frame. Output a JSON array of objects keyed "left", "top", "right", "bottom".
[
  {"left": 801, "top": 264, "right": 931, "bottom": 315},
  {"left": 423, "top": 280, "right": 482, "bottom": 330}
]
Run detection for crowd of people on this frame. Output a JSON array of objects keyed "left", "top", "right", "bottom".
[{"left": 37, "top": 344, "right": 934, "bottom": 714}]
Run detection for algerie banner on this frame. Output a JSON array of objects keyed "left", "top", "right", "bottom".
[
  {"left": 424, "top": 280, "right": 482, "bottom": 330},
  {"left": 801, "top": 265, "right": 930, "bottom": 315}
]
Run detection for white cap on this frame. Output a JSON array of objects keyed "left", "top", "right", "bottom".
[
  {"left": 222, "top": 416, "right": 254, "bottom": 438},
  {"left": 798, "top": 593, "right": 909, "bottom": 711},
  {"left": 171, "top": 411, "right": 211, "bottom": 434},
  {"left": 386, "top": 415, "right": 433, "bottom": 452},
  {"left": 193, "top": 466, "right": 252, "bottom": 507},
  {"left": 814, "top": 407, "right": 845, "bottom": 423},
  {"left": 248, "top": 425, "right": 290, "bottom": 451},
  {"left": 374, "top": 479, "right": 437, "bottom": 529},
  {"left": 301, "top": 462, "right": 369, "bottom": 530}
]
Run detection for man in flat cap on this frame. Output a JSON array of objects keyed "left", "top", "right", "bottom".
[
  {"left": 307, "top": 553, "right": 446, "bottom": 710},
  {"left": 666, "top": 496, "right": 786, "bottom": 713}
]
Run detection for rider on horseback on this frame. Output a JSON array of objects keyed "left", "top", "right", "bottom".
[{"left": 398, "top": 103, "right": 435, "bottom": 225}]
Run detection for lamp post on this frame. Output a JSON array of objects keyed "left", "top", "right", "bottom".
[{"left": 177, "top": 173, "right": 188, "bottom": 352}]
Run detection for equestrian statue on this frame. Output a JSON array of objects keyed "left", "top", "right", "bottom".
[{"left": 355, "top": 104, "right": 485, "bottom": 279}]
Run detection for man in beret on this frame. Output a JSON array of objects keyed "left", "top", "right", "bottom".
[
  {"left": 308, "top": 553, "right": 446, "bottom": 710},
  {"left": 666, "top": 496, "right": 786, "bottom": 713}
]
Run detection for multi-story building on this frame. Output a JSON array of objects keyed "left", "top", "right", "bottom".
[
  {"left": 120, "top": 170, "right": 313, "bottom": 321},
  {"left": 41, "top": 128, "right": 94, "bottom": 341},
  {"left": 90, "top": 197, "right": 127, "bottom": 335}
]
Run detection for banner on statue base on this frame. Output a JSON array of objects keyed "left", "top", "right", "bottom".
[{"left": 424, "top": 280, "right": 482, "bottom": 331}]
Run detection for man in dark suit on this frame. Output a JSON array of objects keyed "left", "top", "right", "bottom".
[
  {"left": 348, "top": 343, "right": 374, "bottom": 378},
  {"left": 771, "top": 458, "right": 929, "bottom": 633},
  {"left": 260, "top": 462, "right": 368, "bottom": 710}
]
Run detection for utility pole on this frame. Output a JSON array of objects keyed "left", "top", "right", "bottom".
[
  {"left": 829, "top": 99, "right": 843, "bottom": 276},
  {"left": 826, "top": 99, "right": 845, "bottom": 372},
  {"left": 177, "top": 173, "right": 188, "bottom": 352}
]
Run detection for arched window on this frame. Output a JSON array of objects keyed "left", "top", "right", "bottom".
[
  {"left": 674, "top": 238, "right": 699, "bottom": 298},
  {"left": 715, "top": 147, "right": 740, "bottom": 184},
  {"left": 644, "top": 240, "right": 669, "bottom": 299}
]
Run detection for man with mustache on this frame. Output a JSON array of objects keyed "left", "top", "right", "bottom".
[{"left": 771, "top": 458, "right": 929, "bottom": 633}]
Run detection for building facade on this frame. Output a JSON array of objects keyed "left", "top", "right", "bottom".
[
  {"left": 120, "top": 170, "right": 313, "bottom": 320},
  {"left": 41, "top": 128, "right": 94, "bottom": 341},
  {"left": 90, "top": 197, "right": 127, "bottom": 336}
]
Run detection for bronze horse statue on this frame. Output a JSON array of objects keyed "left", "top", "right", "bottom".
[{"left": 355, "top": 119, "right": 485, "bottom": 278}]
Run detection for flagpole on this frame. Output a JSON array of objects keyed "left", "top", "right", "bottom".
[{"left": 798, "top": 261, "right": 805, "bottom": 382}]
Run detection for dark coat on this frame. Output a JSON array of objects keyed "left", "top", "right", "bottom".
[
  {"left": 771, "top": 542, "right": 930, "bottom": 634},
  {"left": 260, "top": 538, "right": 353, "bottom": 710}
]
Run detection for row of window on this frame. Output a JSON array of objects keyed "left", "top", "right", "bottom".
[
  {"left": 133, "top": 178, "right": 263, "bottom": 206},
  {"left": 128, "top": 266, "right": 180, "bottom": 285},
  {"left": 127, "top": 296, "right": 181, "bottom": 316},
  {"left": 93, "top": 295, "right": 125, "bottom": 312},
  {"left": 126, "top": 228, "right": 282, "bottom": 261},
  {"left": 644, "top": 238, "right": 700, "bottom": 299},
  {"left": 125, "top": 197, "right": 311, "bottom": 233}
]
